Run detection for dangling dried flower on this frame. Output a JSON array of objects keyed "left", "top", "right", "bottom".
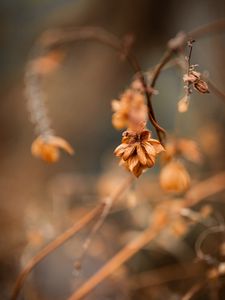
[
  {"left": 183, "top": 70, "right": 209, "bottom": 94},
  {"left": 114, "top": 126, "right": 164, "bottom": 177},
  {"left": 111, "top": 89, "right": 147, "bottom": 130},
  {"left": 183, "top": 70, "right": 201, "bottom": 83},
  {"left": 194, "top": 79, "right": 209, "bottom": 94},
  {"left": 160, "top": 160, "right": 190, "bottom": 193},
  {"left": 31, "top": 135, "right": 74, "bottom": 163}
]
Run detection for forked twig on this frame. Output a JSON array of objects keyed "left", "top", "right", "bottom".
[{"left": 182, "top": 281, "right": 206, "bottom": 300}]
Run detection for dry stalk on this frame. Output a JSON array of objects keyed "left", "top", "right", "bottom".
[
  {"left": 68, "top": 210, "right": 168, "bottom": 300},
  {"left": 11, "top": 175, "right": 133, "bottom": 300},
  {"left": 67, "top": 171, "right": 225, "bottom": 300}
]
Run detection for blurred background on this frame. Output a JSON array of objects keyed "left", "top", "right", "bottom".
[{"left": 0, "top": 0, "right": 225, "bottom": 299}]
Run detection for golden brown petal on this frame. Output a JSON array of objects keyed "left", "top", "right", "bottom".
[
  {"left": 146, "top": 155, "right": 155, "bottom": 168},
  {"left": 150, "top": 139, "right": 165, "bottom": 154},
  {"left": 123, "top": 145, "right": 136, "bottom": 161},
  {"left": 31, "top": 135, "right": 74, "bottom": 163},
  {"left": 127, "top": 155, "right": 140, "bottom": 172},
  {"left": 142, "top": 142, "right": 156, "bottom": 157},
  {"left": 137, "top": 144, "right": 147, "bottom": 165},
  {"left": 114, "top": 143, "right": 127, "bottom": 157},
  {"left": 47, "top": 136, "right": 74, "bottom": 155}
]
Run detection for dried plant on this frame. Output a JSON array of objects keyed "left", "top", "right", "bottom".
[{"left": 11, "top": 18, "right": 225, "bottom": 300}]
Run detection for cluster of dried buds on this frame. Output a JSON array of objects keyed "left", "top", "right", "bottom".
[
  {"left": 112, "top": 81, "right": 164, "bottom": 177},
  {"left": 159, "top": 138, "right": 201, "bottom": 194},
  {"left": 183, "top": 68, "right": 209, "bottom": 94},
  {"left": 27, "top": 49, "right": 75, "bottom": 163},
  {"left": 178, "top": 64, "right": 209, "bottom": 113}
]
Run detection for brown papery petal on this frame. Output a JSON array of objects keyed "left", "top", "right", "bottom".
[
  {"left": 114, "top": 144, "right": 127, "bottom": 157},
  {"left": 47, "top": 136, "right": 74, "bottom": 155},
  {"left": 123, "top": 145, "right": 136, "bottom": 160},
  {"left": 132, "top": 162, "right": 145, "bottom": 177},
  {"left": 150, "top": 139, "right": 165, "bottom": 154},
  {"left": 127, "top": 155, "right": 139, "bottom": 172},
  {"left": 137, "top": 145, "right": 147, "bottom": 165},
  {"left": 146, "top": 156, "right": 155, "bottom": 168},
  {"left": 142, "top": 142, "right": 156, "bottom": 157}
]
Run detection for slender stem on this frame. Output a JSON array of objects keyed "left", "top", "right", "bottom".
[
  {"left": 68, "top": 211, "right": 168, "bottom": 300},
  {"left": 29, "top": 26, "right": 165, "bottom": 142},
  {"left": 182, "top": 281, "right": 205, "bottom": 300},
  {"left": 67, "top": 172, "right": 225, "bottom": 300},
  {"left": 207, "top": 80, "right": 225, "bottom": 103},
  {"left": 11, "top": 176, "right": 133, "bottom": 300}
]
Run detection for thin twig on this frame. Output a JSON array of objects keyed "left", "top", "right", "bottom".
[
  {"left": 11, "top": 175, "right": 133, "bottom": 300},
  {"left": 181, "top": 281, "right": 206, "bottom": 300},
  {"left": 207, "top": 80, "right": 225, "bottom": 103},
  {"left": 28, "top": 26, "right": 165, "bottom": 143},
  {"left": 67, "top": 171, "right": 225, "bottom": 300},
  {"left": 129, "top": 261, "right": 205, "bottom": 290},
  {"left": 184, "top": 171, "right": 225, "bottom": 207},
  {"left": 67, "top": 211, "right": 168, "bottom": 300}
]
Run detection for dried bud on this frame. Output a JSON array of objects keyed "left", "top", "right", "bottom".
[
  {"left": 160, "top": 160, "right": 191, "bottom": 193},
  {"left": 183, "top": 71, "right": 201, "bottom": 84},
  {"left": 30, "top": 50, "right": 65, "bottom": 75},
  {"left": 114, "top": 128, "right": 164, "bottom": 177},
  {"left": 178, "top": 96, "right": 189, "bottom": 113},
  {"left": 31, "top": 135, "right": 74, "bottom": 163},
  {"left": 194, "top": 79, "right": 209, "bottom": 94}
]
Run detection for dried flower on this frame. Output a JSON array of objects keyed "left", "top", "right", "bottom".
[
  {"left": 160, "top": 160, "right": 191, "bottom": 193},
  {"left": 194, "top": 79, "right": 209, "bottom": 94},
  {"left": 31, "top": 135, "right": 74, "bottom": 163},
  {"left": 114, "top": 126, "right": 164, "bottom": 177},
  {"left": 111, "top": 89, "right": 147, "bottom": 130},
  {"left": 183, "top": 70, "right": 209, "bottom": 94},
  {"left": 183, "top": 70, "right": 201, "bottom": 83}
]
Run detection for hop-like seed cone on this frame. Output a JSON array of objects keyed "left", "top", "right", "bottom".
[{"left": 160, "top": 160, "right": 190, "bottom": 193}]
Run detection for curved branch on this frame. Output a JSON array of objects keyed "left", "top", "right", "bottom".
[{"left": 27, "top": 26, "right": 165, "bottom": 142}]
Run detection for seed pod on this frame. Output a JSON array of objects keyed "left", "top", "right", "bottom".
[
  {"left": 160, "top": 160, "right": 190, "bottom": 193},
  {"left": 194, "top": 79, "right": 209, "bottom": 94}
]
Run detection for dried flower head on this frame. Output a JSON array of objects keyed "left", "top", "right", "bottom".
[
  {"left": 183, "top": 70, "right": 209, "bottom": 94},
  {"left": 31, "top": 135, "right": 74, "bottom": 163},
  {"left": 111, "top": 89, "right": 147, "bottom": 130},
  {"left": 160, "top": 160, "right": 191, "bottom": 193},
  {"left": 194, "top": 79, "right": 209, "bottom": 94},
  {"left": 114, "top": 125, "right": 164, "bottom": 177},
  {"left": 183, "top": 70, "right": 201, "bottom": 83}
]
